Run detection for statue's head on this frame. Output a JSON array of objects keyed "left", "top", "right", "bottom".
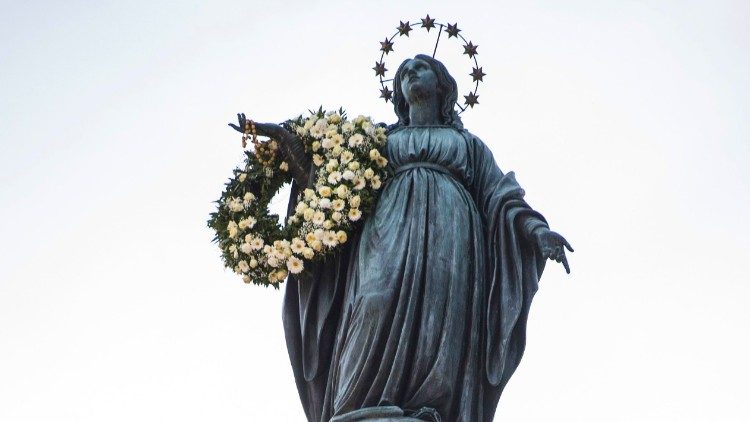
[{"left": 392, "top": 54, "right": 462, "bottom": 128}]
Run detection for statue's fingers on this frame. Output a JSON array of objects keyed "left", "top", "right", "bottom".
[
  {"left": 563, "top": 238, "right": 574, "bottom": 253},
  {"left": 561, "top": 253, "right": 571, "bottom": 274},
  {"left": 229, "top": 123, "right": 240, "bottom": 131}
]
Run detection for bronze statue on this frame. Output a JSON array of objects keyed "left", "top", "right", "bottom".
[{"left": 230, "top": 54, "right": 572, "bottom": 422}]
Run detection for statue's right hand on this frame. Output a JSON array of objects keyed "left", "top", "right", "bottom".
[{"left": 228, "top": 113, "right": 247, "bottom": 133}]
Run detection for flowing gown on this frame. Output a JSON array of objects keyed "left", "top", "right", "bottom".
[{"left": 283, "top": 126, "right": 548, "bottom": 422}]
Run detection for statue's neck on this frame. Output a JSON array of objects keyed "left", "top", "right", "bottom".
[{"left": 408, "top": 97, "right": 441, "bottom": 126}]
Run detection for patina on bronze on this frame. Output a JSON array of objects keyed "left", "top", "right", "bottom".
[{"left": 229, "top": 55, "right": 572, "bottom": 422}]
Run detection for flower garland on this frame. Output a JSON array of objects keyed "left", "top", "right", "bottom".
[{"left": 208, "top": 108, "right": 389, "bottom": 287}]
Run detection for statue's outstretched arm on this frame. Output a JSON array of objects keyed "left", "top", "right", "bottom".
[{"left": 229, "top": 113, "right": 312, "bottom": 186}]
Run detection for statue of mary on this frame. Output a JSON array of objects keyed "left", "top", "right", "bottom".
[{"left": 232, "top": 54, "right": 572, "bottom": 422}]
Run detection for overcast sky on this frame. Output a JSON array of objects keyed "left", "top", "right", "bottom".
[{"left": 1, "top": 1, "right": 749, "bottom": 421}]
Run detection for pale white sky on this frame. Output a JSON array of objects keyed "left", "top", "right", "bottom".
[{"left": 1, "top": 1, "right": 749, "bottom": 421}]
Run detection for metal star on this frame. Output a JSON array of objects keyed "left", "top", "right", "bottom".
[
  {"left": 420, "top": 14, "right": 436, "bottom": 31},
  {"left": 379, "top": 86, "right": 393, "bottom": 102},
  {"left": 470, "top": 66, "right": 486, "bottom": 82},
  {"left": 379, "top": 38, "right": 394, "bottom": 54},
  {"left": 463, "top": 42, "right": 478, "bottom": 58},
  {"left": 373, "top": 61, "right": 387, "bottom": 77},
  {"left": 445, "top": 23, "right": 461, "bottom": 38},
  {"left": 397, "top": 21, "right": 412, "bottom": 36},
  {"left": 464, "top": 92, "right": 479, "bottom": 108}
]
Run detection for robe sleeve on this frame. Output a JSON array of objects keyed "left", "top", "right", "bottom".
[
  {"left": 281, "top": 180, "right": 354, "bottom": 422},
  {"left": 465, "top": 131, "right": 548, "bottom": 390}
]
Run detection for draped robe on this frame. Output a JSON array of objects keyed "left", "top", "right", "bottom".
[{"left": 282, "top": 126, "right": 547, "bottom": 422}]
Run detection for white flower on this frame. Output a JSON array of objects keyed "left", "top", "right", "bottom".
[
  {"left": 323, "top": 220, "right": 334, "bottom": 230},
  {"left": 250, "top": 238, "right": 264, "bottom": 250},
  {"left": 229, "top": 198, "right": 244, "bottom": 212},
  {"left": 302, "top": 247, "right": 315, "bottom": 259},
  {"left": 267, "top": 256, "right": 279, "bottom": 268},
  {"left": 240, "top": 243, "right": 253, "bottom": 254},
  {"left": 335, "top": 184, "right": 349, "bottom": 198},
  {"left": 322, "top": 231, "right": 338, "bottom": 247},
  {"left": 304, "top": 189, "right": 316, "bottom": 200},
  {"left": 313, "top": 154, "right": 324, "bottom": 166},
  {"left": 348, "top": 133, "right": 364, "bottom": 147},
  {"left": 341, "top": 122, "right": 354, "bottom": 133},
  {"left": 242, "top": 275, "right": 251, "bottom": 283},
  {"left": 238, "top": 217, "right": 256, "bottom": 230},
  {"left": 314, "top": 229, "right": 325, "bottom": 240},
  {"left": 369, "top": 149, "right": 381, "bottom": 160},
  {"left": 295, "top": 125, "right": 307, "bottom": 136},
  {"left": 303, "top": 208, "right": 315, "bottom": 221},
  {"left": 312, "top": 211, "right": 326, "bottom": 225},
  {"left": 319, "top": 198, "right": 332, "bottom": 209},
  {"left": 376, "top": 156, "right": 388, "bottom": 168},
  {"left": 331, "top": 133, "right": 344, "bottom": 146},
  {"left": 331, "top": 145, "right": 343, "bottom": 157},
  {"left": 326, "top": 159, "right": 339, "bottom": 173},
  {"left": 318, "top": 186, "right": 332, "bottom": 198},
  {"left": 287, "top": 256, "right": 304, "bottom": 274},
  {"left": 321, "top": 138, "right": 334, "bottom": 149},
  {"left": 279, "top": 161, "right": 289, "bottom": 172},
  {"left": 311, "top": 141, "right": 321, "bottom": 152},
  {"left": 227, "top": 221, "right": 239, "bottom": 238},
  {"left": 340, "top": 150, "right": 354, "bottom": 164},
  {"left": 363, "top": 168, "right": 375, "bottom": 179},
  {"left": 328, "top": 171, "right": 342, "bottom": 184},
  {"left": 238, "top": 260, "right": 250, "bottom": 273},
  {"left": 348, "top": 161, "right": 360, "bottom": 171},
  {"left": 349, "top": 195, "right": 361, "bottom": 208},
  {"left": 249, "top": 258, "right": 258, "bottom": 268},
  {"left": 331, "top": 211, "right": 343, "bottom": 222},
  {"left": 348, "top": 208, "right": 362, "bottom": 221},
  {"left": 291, "top": 238, "right": 306, "bottom": 254},
  {"left": 331, "top": 199, "right": 345, "bottom": 211},
  {"left": 342, "top": 170, "right": 355, "bottom": 181},
  {"left": 238, "top": 173, "right": 247, "bottom": 182},
  {"left": 337, "top": 230, "right": 348, "bottom": 243},
  {"left": 295, "top": 201, "right": 308, "bottom": 215},
  {"left": 303, "top": 117, "right": 316, "bottom": 130},
  {"left": 371, "top": 176, "right": 382, "bottom": 189},
  {"left": 352, "top": 177, "right": 366, "bottom": 190},
  {"left": 243, "top": 192, "right": 255, "bottom": 204}
]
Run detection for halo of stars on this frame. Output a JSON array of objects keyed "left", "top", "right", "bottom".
[{"left": 375, "top": 15, "right": 485, "bottom": 112}]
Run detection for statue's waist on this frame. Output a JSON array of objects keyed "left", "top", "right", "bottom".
[{"left": 393, "top": 161, "right": 465, "bottom": 186}]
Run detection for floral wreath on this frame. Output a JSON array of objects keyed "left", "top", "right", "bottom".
[{"left": 208, "top": 108, "right": 389, "bottom": 287}]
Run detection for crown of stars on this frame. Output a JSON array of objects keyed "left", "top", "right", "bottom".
[
  {"left": 397, "top": 21, "right": 412, "bottom": 36},
  {"left": 420, "top": 14, "right": 436, "bottom": 31},
  {"left": 375, "top": 16, "right": 485, "bottom": 111}
]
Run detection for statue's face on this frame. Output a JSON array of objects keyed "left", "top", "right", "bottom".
[{"left": 400, "top": 58, "right": 438, "bottom": 104}]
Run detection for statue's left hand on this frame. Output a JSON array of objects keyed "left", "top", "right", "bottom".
[{"left": 534, "top": 228, "right": 574, "bottom": 274}]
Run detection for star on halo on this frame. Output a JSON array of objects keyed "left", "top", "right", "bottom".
[
  {"left": 420, "top": 14, "right": 436, "bottom": 31},
  {"left": 373, "top": 61, "right": 387, "bottom": 77},
  {"left": 445, "top": 23, "right": 461, "bottom": 38},
  {"left": 463, "top": 42, "right": 478, "bottom": 58},
  {"left": 379, "top": 38, "right": 394, "bottom": 54},
  {"left": 397, "top": 21, "right": 412, "bottom": 36},
  {"left": 379, "top": 86, "right": 393, "bottom": 102},
  {"left": 470, "top": 66, "right": 486, "bottom": 82},
  {"left": 464, "top": 92, "right": 479, "bottom": 108}
]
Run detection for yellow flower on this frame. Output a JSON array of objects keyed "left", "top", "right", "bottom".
[
  {"left": 313, "top": 154, "right": 324, "bottom": 167},
  {"left": 336, "top": 231, "right": 348, "bottom": 243},
  {"left": 305, "top": 232, "right": 317, "bottom": 244},
  {"left": 311, "top": 141, "right": 321, "bottom": 152},
  {"left": 304, "top": 189, "right": 316, "bottom": 200},
  {"left": 302, "top": 247, "right": 315, "bottom": 259},
  {"left": 332, "top": 199, "right": 345, "bottom": 211},
  {"left": 347, "top": 161, "right": 360, "bottom": 171},
  {"left": 371, "top": 175, "right": 382, "bottom": 189},
  {"left": 323, "top": 220, "right": 334, "bottom": 230},
  {"left": 376, "top": 156, "right": 388, "bottom": 168},
  {"left": 310, "top": 239, "right": 323, "bottom": 251},
  {"left": 349, "top": 195, "right": 361, "bottom": 208},
  {"left": 363, "top": 168, "right": 375, "bottom": 179},
  {"left": 336, "top": 184, "right": 349, "bottom": 198},
  {"left": 369, "top": 149, "right": 381, "bottom": 160},
  {"left": 279, "top": 161, "right": 289, "bottom": 171},
  {"left": 303, "top": 208, "right": 315, "bottom": 221}
]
